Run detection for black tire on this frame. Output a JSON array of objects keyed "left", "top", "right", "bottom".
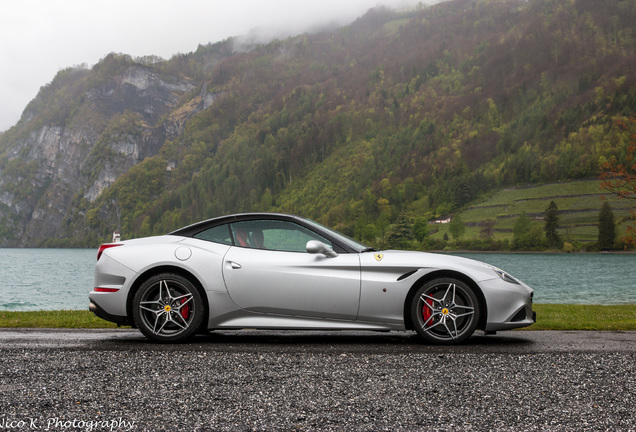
[
  {"left": 132, "top": 273, "right": 205, "bottom": 343},
  {"left": 410, "top": 278, "right": 479, "bottom": 345}
]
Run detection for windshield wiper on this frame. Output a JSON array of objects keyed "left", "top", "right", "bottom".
[{"left": 361, "top": 247, "right": 379, "bottom": 252}]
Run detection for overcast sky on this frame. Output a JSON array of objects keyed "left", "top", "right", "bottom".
[{"left": 0, "top": 0, "right": 427, "bottom": 132}]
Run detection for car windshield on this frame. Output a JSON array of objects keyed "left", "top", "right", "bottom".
[{"left": 301, "top": 217, "right": 375, "bottom": 253}]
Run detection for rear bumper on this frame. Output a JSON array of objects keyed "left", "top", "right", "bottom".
[
  {"left": 90, "top": 253, "right": 136, "bottom": 322},
  {"left": 89, "top": 300, "right": 132, "bottom": 327}
]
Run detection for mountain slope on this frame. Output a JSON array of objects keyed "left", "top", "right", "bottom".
[{"left": 0, "top": 0, "right": 635, "bottom": 247}]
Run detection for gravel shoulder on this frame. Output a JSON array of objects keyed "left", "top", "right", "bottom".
[{"left": 1, "top": 329, "right": 635, "bottom": 431}]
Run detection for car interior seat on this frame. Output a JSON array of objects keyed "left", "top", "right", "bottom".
[{"left": 235, "top": 228, "right": 249, "bottom": 247}]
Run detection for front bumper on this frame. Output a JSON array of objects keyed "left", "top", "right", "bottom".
[{"left": 480, "top": 277, "right": 535, "bottom": 332}]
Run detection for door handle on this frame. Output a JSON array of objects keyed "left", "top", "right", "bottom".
[{"left": 229, "top": 261, "right": 242, "bottom": 269}]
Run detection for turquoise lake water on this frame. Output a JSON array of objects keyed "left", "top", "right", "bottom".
[
  {"left": 0, "top": 249, "right": 634, "bottom": 311},
  {"left": 457, "top": 252, "right": 635, "bottom": 305}
]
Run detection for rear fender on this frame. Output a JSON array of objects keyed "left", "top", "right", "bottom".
[{"left": 125, "top": 265, "right": 210, "bottom": 331}]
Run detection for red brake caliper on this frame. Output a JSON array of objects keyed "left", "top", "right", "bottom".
[
  {"left": 422, "top": 298, "right": 434, "bottom": 326},
  {"left": 180, "top": 298, "right": 190, "bottom": 320}
]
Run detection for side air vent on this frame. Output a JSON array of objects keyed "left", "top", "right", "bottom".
[{"left": 397, "top": 270, "right": 418, "bottom": 281}]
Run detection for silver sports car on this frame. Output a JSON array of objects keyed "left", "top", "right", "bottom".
[{"left": 89, "top": 213, "right": 535, "bottom": 344}]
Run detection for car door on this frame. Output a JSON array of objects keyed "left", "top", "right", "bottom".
[{"left": 222, "top": 219, "right": 361, "bottom": 320}]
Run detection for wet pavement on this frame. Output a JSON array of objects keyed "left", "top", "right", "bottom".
[
  {"left": 1, "top": 330, "right": 635, "bottom": 431},
  {"left": 1, "top": 328, "right": 635, "bottom": 353}
]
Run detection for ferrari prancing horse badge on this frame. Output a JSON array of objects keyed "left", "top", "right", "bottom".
[{"left": 374, "top": 254, "right": 384, "bottom": 262}]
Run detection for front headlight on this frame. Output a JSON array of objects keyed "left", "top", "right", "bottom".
[{"left": 489, "top": 265, "right": 521, "bottom": 285}]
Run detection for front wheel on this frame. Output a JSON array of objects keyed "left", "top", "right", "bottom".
[
  {"left": 132, "top": 273, "right": 205, "bottom": 343},
  {"left": 411, "top": 278, "right": 480, "bottom": 344}
]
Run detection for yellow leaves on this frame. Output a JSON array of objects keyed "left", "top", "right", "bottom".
[
  {"left": 170, "top": 96, "right": 201, "bottom": 123},
  {"left": 614, "top": 76, "right": 626, "bottom": 87},
  {"left": 379, "top": 178, "right": 391, "bottom": 197},
  {"left": 594, "top": 86, "right": 605, "bottom": 105},
  {"left": 377, "top": 198, "right": 391, "bottom": 218},
  {"left": 487, "top": 97, "right": 501, "bottom": 130}
]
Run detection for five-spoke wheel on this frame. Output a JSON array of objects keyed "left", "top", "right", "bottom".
[
  {"left": 132, "top": 273, "right": 205, "bottom": 343},
  {"left": 411, "top": 278, "right": 479, "bottom": 344}
]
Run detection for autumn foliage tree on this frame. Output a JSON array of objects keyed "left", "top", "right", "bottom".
[{"left": 600, "top": 119, "right": 636, "bottom": 246}]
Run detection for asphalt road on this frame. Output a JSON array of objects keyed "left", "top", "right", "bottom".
[
  {"left": 0, "top": 329, "right": 635, "bottom": 431},
  {"left": 2, "top": 328, "right": 636, "bottom": 352}
]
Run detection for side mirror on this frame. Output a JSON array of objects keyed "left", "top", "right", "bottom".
[{"left": 306, "top": 240, "right": 338, "bottom": 258}]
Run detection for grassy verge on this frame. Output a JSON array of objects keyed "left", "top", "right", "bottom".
[
  {"left": 0, "top": 304, "right": 635, "bottom": 330},
  {"left": 526, "top": 304, "right": 636, "bottom": 331},
  {"left": 0, "top": 310, "right": 121, "bottom": 329}
]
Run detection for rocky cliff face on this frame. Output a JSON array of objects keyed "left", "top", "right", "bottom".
[{"left": 0, "top": 63, "right": 199, "bottom": 246}]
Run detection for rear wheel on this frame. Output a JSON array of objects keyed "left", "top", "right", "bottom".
[
  {"left": 411, "top": 278, "right": 479, "bottom": 344},
  {"left": 132, "top": 273, "right": 205, "bottom": 343}
]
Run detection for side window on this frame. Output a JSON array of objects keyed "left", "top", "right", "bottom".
[
  {"left": 193, "top": 224, "right": 232, "bottom": 245},
  {"left": 230, "top": 220, "right": 333, "bottom": 252}
]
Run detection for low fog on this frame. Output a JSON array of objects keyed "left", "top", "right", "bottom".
[{"left": 0, "top": 0, "right": 434, "bottom": 132}]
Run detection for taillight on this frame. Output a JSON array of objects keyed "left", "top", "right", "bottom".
[
  {"left": 97, "top": 243, "right": 123, "bottom": 261},
  {"left": 94, "top": 287, "right": 120, "bottom": 292}
]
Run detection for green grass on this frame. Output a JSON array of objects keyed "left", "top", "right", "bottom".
[
  {"left": 453, "top": 179, "right": 635, "bottom": 245},
  {"left": 0, "top": 310, "right": 121, "bottom": 329},
  {"left": 1, "top": 305, "right": 635, "bottom": 331},
  {"left": 476, "top": 180, "right": 605, "bottom": 205},
  {"left": 526, "top": 304, "right": 636, "bottom": 331}
]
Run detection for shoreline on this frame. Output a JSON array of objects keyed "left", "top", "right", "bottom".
[
  {"left": 1, "top": 305, "right": 635, "bottom": 331},
  {"left": 440, "top": 249, "right": 636, "bottom": 254}
]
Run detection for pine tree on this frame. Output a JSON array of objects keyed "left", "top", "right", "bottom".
[
  {"left": 598, "top": 201, "right": 616, "bottom": 251},
  {"left": 387, "top": 215, "right": 413, "bottom": 249},
  {"left": 544, "top": 201, "right": 561, "bottom": 248}
]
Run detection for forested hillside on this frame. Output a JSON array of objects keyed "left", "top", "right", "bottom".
[{"left": 0, "top": 0, "right": 635, "bottom": 248}]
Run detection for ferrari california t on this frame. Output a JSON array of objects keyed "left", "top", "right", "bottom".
[{"left": 89, "top": 213, "right": 535, "bottom": 344}]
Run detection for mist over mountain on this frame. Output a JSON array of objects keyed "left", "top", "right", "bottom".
[{"left": 0, "top": 0, "right": 634, "bottom": 247}]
